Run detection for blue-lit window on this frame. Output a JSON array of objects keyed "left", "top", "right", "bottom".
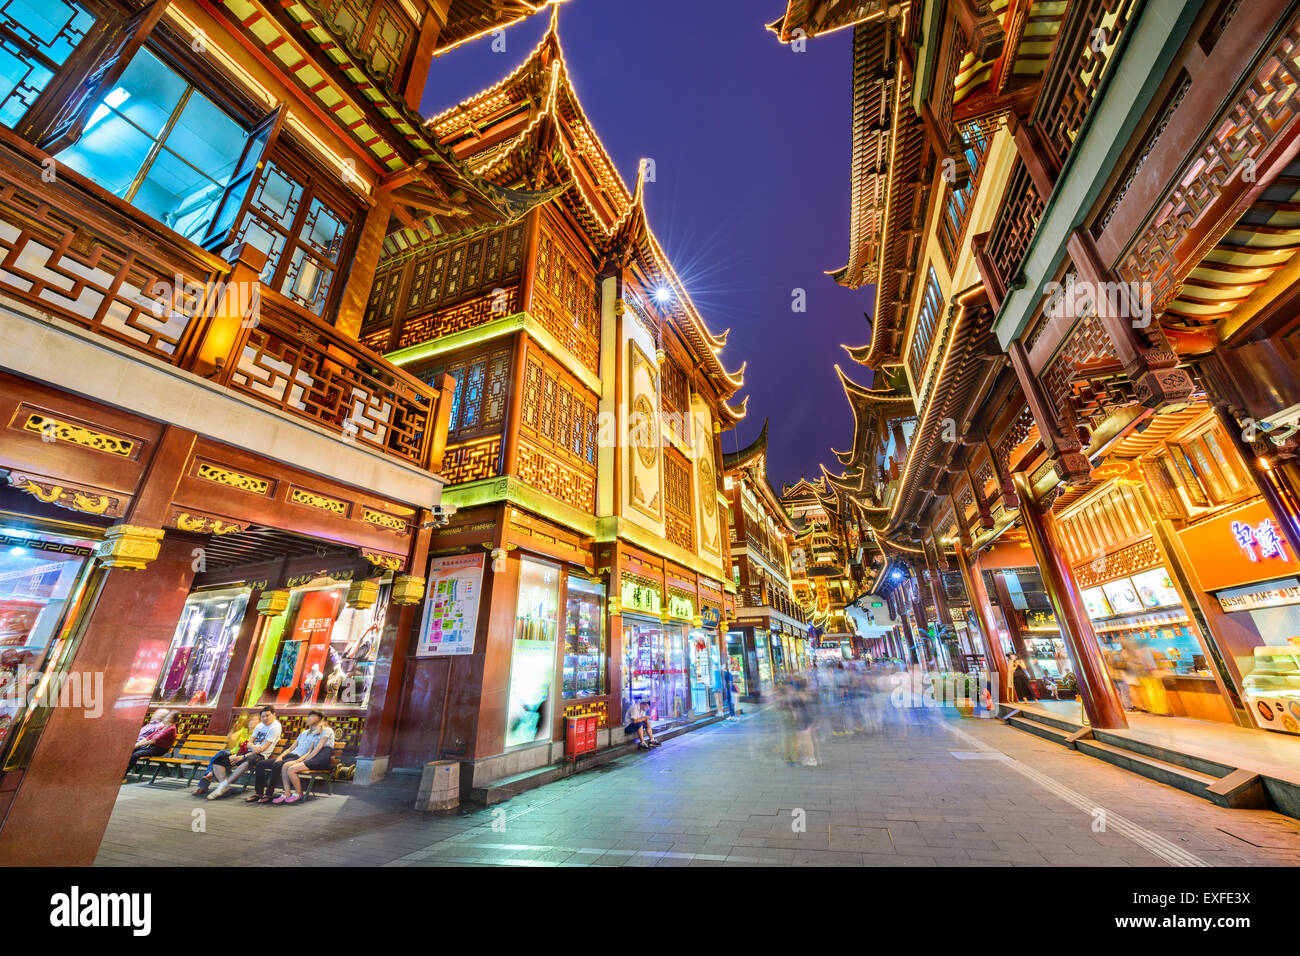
[
  {"left": 0, "top": 0, "right": 95, "bottom": 129},
  {"left": 232, "top": 159, "right": 350, "bottom": 316},
  {"left": 56, "top": 48, "right": 249, "bottom": 242}
]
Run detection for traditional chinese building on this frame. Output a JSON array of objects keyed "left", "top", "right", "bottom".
[
  {"left": 0, "top": 0, "right": 565, "bottom": 863},
  {"left": 780, "top": 473, "right": 862, "bottom": 657},
  {"left": 351, "top": 15, "right": 748, "bottom": 789},
  {"left": 722, "top": 419, "right": 808, "bottom": 697},
  {"left": 772, "top": 0, "right": 1300, "bottom": 755}
]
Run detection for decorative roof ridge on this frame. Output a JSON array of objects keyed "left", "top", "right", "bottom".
[{"left": 723, "top": 417, "right": 769, "bottom": 470}]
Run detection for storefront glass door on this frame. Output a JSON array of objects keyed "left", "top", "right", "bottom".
[{"left": 623, "top": 618, "right": 688, "bottom": 723}]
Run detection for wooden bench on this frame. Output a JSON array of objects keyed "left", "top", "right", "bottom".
[{"left": 129, "top": 733, "right": 221, "bottom": 785}]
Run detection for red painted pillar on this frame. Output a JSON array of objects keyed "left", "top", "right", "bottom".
[
  {"left": 0, "top": 536, "right": 198, "bottom": 865},
  {"left": 956, "top": 545, "right": 1010, "bottom": 701},
  {"left": 1014, "top": 472, "right": 1127, "bottom": 728}
]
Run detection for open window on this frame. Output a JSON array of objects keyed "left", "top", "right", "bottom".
[
  {"left": 34, "top": 0, "right": 167, "bottom": 153},
  {"left": 54, "top": 43, "right": 269, "bottom": 245}
]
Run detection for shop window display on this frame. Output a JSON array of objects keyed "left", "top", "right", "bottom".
[
  {"left": 506, "top": 558, "right": 560, "bottom": 747},
  {"left": 244, "top": 581, "right": 387, "bottom": 710},
  {"left": 687, "top": 629, "right": 719, "bottom": 714},
  {"left": 562, "top": 575, "right": 604, "bottom": 699},
  {"left": 624, "top": 621, "right": 688, "bottom": 722},
  {"left": 152, "top": 587, "right": 250, "bottom": 706},
  {"left": 724, "top": 631, "right": 747, "bottom": 696},
  {"left": 0, "top": 525, "right": 97, "bottom": 766}
]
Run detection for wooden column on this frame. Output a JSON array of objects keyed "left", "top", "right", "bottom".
[
  {"left": 355, "top": 509, "right": 434, "bottom": 776},
  {"left": 333, "top": 189, "right": 394, "bottom": 341},
  {"left": 1013, "top": 472, "right": 1127, "bottom": 728},
  {"left": 955, "top": 545, "right": 1010, "bottom": 702},
  {"left": 1007, "top": 340, "right": 1092, "bottom": 485},
  {"left": 990, "top": 569, "right": 1031, "bottom": 667},
  {"left": 923, "top": 534, "right": 955, "bottom": 630},
  {"left": 899, "top": 607, "right": 920, "bottom": 666}
]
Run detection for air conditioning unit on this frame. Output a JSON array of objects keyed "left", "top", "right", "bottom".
[{"left": 1257, "top": 402, "right": 1300, "bottom": 445}]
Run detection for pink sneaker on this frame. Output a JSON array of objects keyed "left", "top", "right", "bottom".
[
  {"left": 271, "top": 794, "right": 288, "bottom": 804},
  {"left": 284, "top": 793, "right": 302, "bottom": 804}
]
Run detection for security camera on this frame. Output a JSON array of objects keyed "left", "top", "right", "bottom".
[{"left": 421, "top": 503, "right": 458, "bottom": 528}]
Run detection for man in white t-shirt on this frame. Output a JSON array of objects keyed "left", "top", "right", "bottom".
[
  {"left": 208, "top": 706, "right": 281, "bottom": 800},
  {"left": 624, "top": 698, "right": 659, "bottom": 750}
]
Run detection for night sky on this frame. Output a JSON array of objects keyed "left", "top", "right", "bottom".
[{"left": 420, "top": 0, "right": 876, "bottom": 492}]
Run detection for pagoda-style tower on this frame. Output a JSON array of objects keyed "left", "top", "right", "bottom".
[{"left": 353, "top": 13, "right": 749, "bottom": 783}]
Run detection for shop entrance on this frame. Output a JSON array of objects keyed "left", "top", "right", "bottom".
[{"left": 623, "top": 617, "right": 688, "bottom": 724}]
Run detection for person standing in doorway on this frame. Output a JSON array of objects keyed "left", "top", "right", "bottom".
[{"left": 721, "top": 663, "right": 738, "bottom": 719}]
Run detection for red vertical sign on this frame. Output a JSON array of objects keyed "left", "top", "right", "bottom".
[{"left": 279, "top": 589, "right": 339, "bottom": 705}]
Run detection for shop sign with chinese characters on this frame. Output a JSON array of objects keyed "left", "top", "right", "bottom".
[
  {"left": 667, "top": 594, "right": 695, "bottom": 620},
  {"left": 621, "top": 577, "right": 662, "bottom": 616},
  {"left": 1178, "top": 499, "right": 1298, "bottom": 592}
]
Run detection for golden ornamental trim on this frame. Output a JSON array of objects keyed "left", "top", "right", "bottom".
[
  {"left": 22, "top": 413, "right": 134, "bottom": 457},
  {"left": 363, "top": 508, "right": 408, "bottom": 533},
  {"left": 346, "top": 579, "right": 380, "bottom": 610},
  {"left": 196, "top": 462, "right": 270, "bottom": 496},
  {"left": 391, "top": 574, "right": 426, "bottom": 605},
  {"left": 172, "top": 512, "right": 245, "bottom": 535},
  {"left": 257, "top": 589, "right": 290, "bottom": 616},
  {"left": 8, "top": 472, "right": 122, "bottom": 516},
  {"left": 362, "top": 550, "right": 403, "bottom": 571},
  {"left": 289, "top": 488, "right": 348, "bottom": 515}
]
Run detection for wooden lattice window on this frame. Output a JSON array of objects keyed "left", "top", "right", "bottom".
[
  {"left": 937, "top": 125, "right": 990, "bottom": 265},
  {"left": 362, "top": 221, "right": 526, "bottom": 334},
  {"left": 425, "top": 345, "right": 511, "bottom": 443},
  {"left": 664, "top": 449, "right": 694, "bottom": 552},
  {"left": 0, "top": 0, "right": 97, "bottom": 131},
  {"left": 531, "top": 221, "right": 600, "bottom": 373},
  {"left": 661, "top": 360, "right": 690, "bottom": 445},
  {"left": 520, "top": 351, "right": 598, "bottom": 471},
  {"left": 907, "top": 267, "right": 943, "bottom": 389},
  {"left": 323, "top": 0, "right": 413, "bottom": 85}
]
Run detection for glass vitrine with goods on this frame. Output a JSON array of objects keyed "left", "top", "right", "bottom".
[
  {"left": 623, "top": 620, "right": 688, "bottom": 722},
  {"left": 0, "top": 524, "right": 98, "bottom": 768},
  {"left": 1242, "top": 645, "right": 1300, "bottom": 733},
  {"left": 153, "top": 587, "right": 250, "bottom": 707},
  {"left": 244, "top": 581, "right": 387, "bottom": 711},
  {"left": 562, "top": 575, "right": 605, "bottom": 699}
]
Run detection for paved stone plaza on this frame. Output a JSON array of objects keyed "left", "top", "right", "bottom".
[{"left": 94, "top": 702, "right": 1300, "bottom": 867}]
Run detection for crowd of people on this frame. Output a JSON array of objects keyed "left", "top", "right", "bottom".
[
  {"left": 126, "top": 705, "right": 337, "bottom": 805},
  {"left": 771, "top": 661, "right": 895, "bottom": 767}
]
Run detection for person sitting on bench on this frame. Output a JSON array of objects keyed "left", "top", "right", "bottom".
[
  {"left": 624, "top": 698, "right": 660, "bottom": 750},
  {"left": 192, "top": 714, "right": 257, "bottom": 796},
  {"left": 127, "top": 712, "right": 178, "bottom": 774},
  {"left": 248, "top": 710, "right": 335, "bottom": 804},
  {"left": 208, "top": 707, "right": 280, "bottom": 800}
]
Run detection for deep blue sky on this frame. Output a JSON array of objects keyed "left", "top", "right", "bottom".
[{"left": 420, "top": 0, "right": 875, "bottom": 491}]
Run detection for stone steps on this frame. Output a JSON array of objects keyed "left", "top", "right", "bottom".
[{"left": 1001, "top": 705, "right": 1275, "bottom": 814}]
